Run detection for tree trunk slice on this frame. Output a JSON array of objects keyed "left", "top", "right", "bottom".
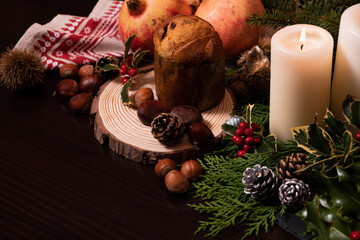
[{"left": 91, "top": 73, "right": 235, "bottom": 164}]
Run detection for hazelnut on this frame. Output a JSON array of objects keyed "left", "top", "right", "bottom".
[
  {"left": 137, "top": 100, "right": 171, "bottom": 126},
  {"left": 134, "top": 88, "right": 154, "bottom": 107},
  {"left": 55, "top": 79, "right": 79, "bottom": 100},
  {"left": 155, "top": 158, "right": 177, "bottom": 177},
  {"left": 164, "top": 170, "right": 189, "bottom": 194},
  {"left": 78, "top": 65, "right": 94, "bottom": 78},
  {"left": 181, "top": 160, "right": 202, "bottom": 181},
  {"left": 60, "top": 64, "right": 78, "bottom": 78},
  {"left": 189, "top": 121, "right": 215, "bottom": 148},
  {"left": 68, "top": 93, "right": 92, "bottom": 114},
  {"left": 79, "top": 74, "right": 104, "bottom": 95}
]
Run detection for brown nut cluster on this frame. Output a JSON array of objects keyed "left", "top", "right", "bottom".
[
  {"left": 154, "top": 158, "right": 203, "bottom": 194},
  {"left": 56, "top": 63, "right": 104, "bottom": 115}
]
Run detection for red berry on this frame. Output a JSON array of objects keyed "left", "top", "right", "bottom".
[
  {"left": 251, "top": 123, "right": 259, "bottom": 131},
  {"left": 254, "top": 137, "right": 262, "bottom": 146},
  {"left": 235, "top": 128, "right": 244, "bottom": 136},
  {"left": 243, "top": 144, "right": 252, "bottom": 152},
  {"left": 232, "top": 135, "right": 244, "bottom": 146},
  {"left": 121, "top": 64, "right": 127, "bottom": 70},
  {"left": 237, "top": 150, "right": 247, "bottom": 158},
  {"left": 245, "top": 137, "right": 254, "bottom": 145},
  {"left": 119, "top": 67, "right": 128, "bottom": 75},
  {"left": 122, "top": 76, "right": 129, "bottom": 85},
  {"left": 351, "top": 231, "right": 360, "bottom": 240},
  {"left": 356, "top": 133, "right": 360, "bottom": 141},
  {"left": 244, "top": 128, "right": 253, "bottom": 137},
  {"left": 239, "top": 122, "right": 248, "bottom": 130},
  {"left": 129, "top": 68, "right": 137, "bottom": 77}
]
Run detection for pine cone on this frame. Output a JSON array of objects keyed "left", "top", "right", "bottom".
[
  {"left": 278, "top": 178, "right": 311, "bottom": 208},
  {"left": 95, "top": 56, "right": 120, "bottom": 79},
  {"left": 276, "top": 153, "right": 310, "bottom": 180},
  {"left": 242, "top": 164, "right": 279, "bottom": 200},
  {"left": 151, "top": 113, "right": 185, "bottom": 144}
]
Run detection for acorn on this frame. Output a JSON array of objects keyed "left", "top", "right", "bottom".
[
  {"left": 181, "top": 160, "right": 202, "bottom": 181},
  {"left": 55, "top": 79, "right": 79, "bottom": 100},
  {"left": 68, "top": 93, "right": 92, "bottom": 114},
  {"left": 154, "top": 158, "right": 177, "bottom": 178},
  {"left": 133, "top": 88, "right": 154, "bottom": 107},
  {"left": 60, "top": 64, "right": 78, "bottom": 78},
  {"left": 164, "top": 170, "right": 189, "bottom": 194}
]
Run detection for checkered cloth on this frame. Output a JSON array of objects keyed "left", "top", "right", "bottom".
[{"left": 15, "top": 0, "right": 124, "bottom": 70}]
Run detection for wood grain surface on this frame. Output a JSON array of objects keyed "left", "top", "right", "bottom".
[{"left": 0, "top": 1, "right": 300, "bottom": 239}]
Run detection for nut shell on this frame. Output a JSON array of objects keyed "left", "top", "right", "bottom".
[
  {"left": 134, "top": 88, "right": 154, "bottom": 107},
  {"left": 55, "top": 79, "right": 79, "bottom": 100},
  {"left": 189, "top": 121, "right": 215, "bottom": 148},
  {"left": 79, "top": 74, "right": 104, "bottom": 95},
  {"left": 164, "top": 170, "right": 189, "bottom": 194},
  {"left": 60, "top": 64, "right": 78, "bottom": 78},
  {"left": 171, "top": 105, "right": 202, "bottom": 129},
  {"left": 68, "top": 93, "right": 92, "bottom": 114},
  {"left": 78, "top": 65, "right": 94, "bottom": 78},
  {"left": 154, "top": 158, "right": 177, "bottom": 177},
  {"left": 137, "top": 100, "right": 171, "bottom": 126},
  {"left": 181, "top": 160, "right": 202, "bottom": 181}
]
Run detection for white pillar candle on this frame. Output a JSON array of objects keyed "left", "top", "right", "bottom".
[
  {"left": 331, "top": 3, "right": 360, "bottom": 119},
  {"left": 270, "top": 24, "right": 334, "bottom": 142}
]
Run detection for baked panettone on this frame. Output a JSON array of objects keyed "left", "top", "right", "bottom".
[{"left": 153, "top": 15, "right": 225, "bottom": 111}]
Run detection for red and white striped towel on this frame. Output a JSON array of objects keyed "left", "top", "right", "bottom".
[{"left": 15, "top": 0, "right": 124, "bottom": 70}]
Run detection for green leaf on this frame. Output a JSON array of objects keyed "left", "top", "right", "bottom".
[
  {"left": 132, "top": 50, "right": 149, "bottom": 69},
  {"left": 245, "top": 104, "right": 254, "bottom": 125},
  {"left": 121, "top": 79, "right": 132, "bottom": 104},
  {"left": 342, "top": 95, "right": 354, "bottom": 123},
  {"left": 308, "top": 122, "right": 335, "bottom": 156},
  {"left": 337, "top": 163, "right": 360, "bottom": 193},
  {"left": 97, "top": 64, "right": 120, "bottom": 71},
  {"left": 124, "top": 33, "right": 136, "bottom": 63},
  {"left": 255, "top": 135, "right": 277, "bottom": 153},
  {"left": 351, "top": 101, "right": 360, "bottom": 129},
  {"left": 324, "top": 109, "right": 346, "bottom": 137},
  {"left": 342, "top": 130, "right": 353, "bottom": 161},
  {"left": 222, "top": 116, "right": 246, "bottom": 136}
]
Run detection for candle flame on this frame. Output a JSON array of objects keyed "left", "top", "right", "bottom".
[{"left": 300, "top": 28, "right": 306, "bottom": 50}]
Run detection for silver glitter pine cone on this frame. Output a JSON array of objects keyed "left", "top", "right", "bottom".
[
  {"left": 242, "top": 164, "right": 279, "bottom": 200},
  {"left": 151, "top": 113, "right": 185, "bottom": 144},
  {"left": 278, "top": 178, "right": 311, "bottom": 208},
  {"left": 276, "top": 153, "right": 310, "bottom": 180}
]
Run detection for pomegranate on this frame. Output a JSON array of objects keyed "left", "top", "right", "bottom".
[
  {"left": 195, "top": 0, "right": 265, "bottom": 60},
  {"left": 118, "top": 0, "right": 193, "bottom": 57}
]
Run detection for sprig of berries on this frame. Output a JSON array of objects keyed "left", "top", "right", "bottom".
[
  {"left": 232, "top": 121, "right": 262, "bottom": 158},
  {"left": 120, "top": 63, "right": 137, "bottom": 85}
]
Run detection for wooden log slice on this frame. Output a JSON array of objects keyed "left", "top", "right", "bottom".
[{"left": 91, "top": 73, "right": 234, "bottom": 164}]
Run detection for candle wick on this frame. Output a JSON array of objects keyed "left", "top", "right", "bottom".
[{"left": 300, "top": 44, "right": 304, "bottom": 50}]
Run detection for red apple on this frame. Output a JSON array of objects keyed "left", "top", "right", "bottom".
[
  {"left": 118, "top": 0, "right": 192, "bottom": 57},
  {"left": 195, "top": 0, "right": 265, "bottom": 60}
]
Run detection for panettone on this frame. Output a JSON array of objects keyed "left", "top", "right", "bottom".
[{"left": 153, "top": 15, "right": 225, "bottom": 111}]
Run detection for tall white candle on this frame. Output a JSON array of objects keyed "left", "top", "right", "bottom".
[
  {"left": 331, "top": 4, "right": 360, "bottom": 119},
  {"left": 270, "top": 24, "right": 334, "bottom": 142}
]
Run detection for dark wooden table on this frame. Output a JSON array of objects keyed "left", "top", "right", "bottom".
[{"left": 0, "top": 1, "right": 300, "bottom": 239}]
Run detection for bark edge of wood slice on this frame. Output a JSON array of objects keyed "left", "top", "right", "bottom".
[{"left": 91, "top": 75, "right": 235, "bottom": 164}]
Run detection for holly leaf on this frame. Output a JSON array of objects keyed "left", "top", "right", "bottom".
[
  {"left": 337, "top": 163, "right": 360, "bottom": 193},
  {"left": 342, "top": 95, "right": 353, "bottom": 123},
  {"left": 132, "top": 50, "right": 149, "bottom": 69},
  {"left": 121, "top": 79, "right": 132, "bottom": 104},
  {"left": 255, "top": 134, "right": 277, "bottom": 153},
  {"left": 324, "top": 109, "right": 346, "bottom": 138},
  {"left": 97, "top": 64, "right": 120, "bottom": 72},
  {"left": 124, "top": 33, "right": 136, "bottom": 63},
  {"left": 222, "top": 116, "right": 246, "bottom": 136},
  {"left": 307, "top": 122, "right": 335, "bottom": 156},
  {"left": 290, "top": 125, "right": 331, "bottom": 157},
  {"left": 342, "top": 130, "right": 353, "bottom": 162},
  {"left": 350, "top": 100, "right": 360, "bottom": 129}
]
